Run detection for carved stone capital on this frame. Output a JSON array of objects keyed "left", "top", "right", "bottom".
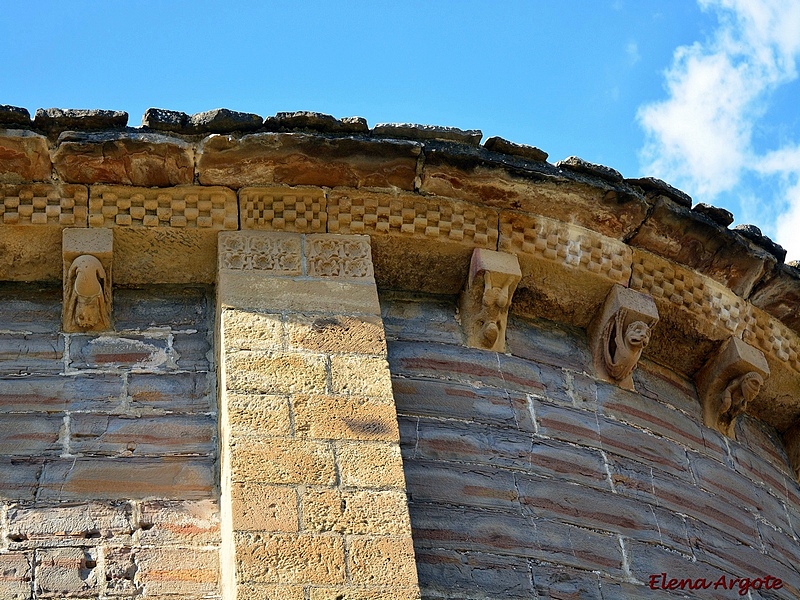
[
  {"left": 62, "top": 228, "right": 113, "bottom": 332},
  {"left": 458, "top": 248, "right": 521, "bottom": 352},
  {"left": 589, "top": 285, "right": 659, "bottom": 391},
  {"left": 694, "top": 337, "right": 769, "bottom": 439}
]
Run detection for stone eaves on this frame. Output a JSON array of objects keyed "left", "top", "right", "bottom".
[{"left": 2, "top": 104, "right": 800, "bottom": 434}]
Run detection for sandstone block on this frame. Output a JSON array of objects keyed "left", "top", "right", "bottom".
[
  {"left": 0, "top": 459, "right": 42, "bottom": 501},
  {"left": 301, "top": 488, "right": 411, "bottom": 535},
  {"left": 229, "top": 438, "right": 336, "bottom": 485},
  {"left": 231, "top": 483, "right": 297, "bottom": 532},
  {"left": 499, "top": 211, "right": 632, "bottom": 327},
  {"left": 103, "top": 546, "right": 138, "bottom": 596},
  {"left": 330, "top": 355, "right": 393, "bottom": 398},
  {"left": 68, "top": 414, "right": 216, "bottom": 456},
  {"left": 0, "top": 129, "right": 52, "bottom": 183},
  {"left": 234, "top": 532, "right": 346, "bottom": 584},
  {"left": 127, "top": 372, "right": 212, "bottom": 413},
  {"left": 483, "top": 136, "right": 548, "bottom": 162},
  {"left": 225, "top": 392, "right": 292, "bottom": 438},
  {"left": 37, "top": 458, "right": 214, "bottom": 500},
  {"left": 112, "top": 227, "right": 222, "bottom": 284},
  {"left": 223, "top": 350, "right": 327, "bottom": 395},
  {"left": 197, "top": 132, "right": 421, "bottom": 190},
  {"left": 0, "top": 183, "right": 88, "bottom": 226},
  {"left": 420, "top": 150, "right": 649, "bottom": 239},
  {"left": 0, "top": 414, "right": 62, "bottom": 455},
  {"left": 53, "top": 132, "right": 193, "bottom": 186},
  {"left": 347, "top": 536, "right": 418, "bottom": 587},
  {"left": 0, "top": 105, "right": 31, "bottom": 127},
  {"left": 629, "top": 197, "right": 775, "bottom": 297},
  {"left": 237, "top": 583, "right": 305, "bottom": 600},
  {"left": 135, "top": 547, "right": 219, "bottom": 596},
  {"left": 308, "top": 586, "right": 421, "bottom": 600},
  {"left": 286, "top": 314, "right": 386, "bottom": 355},
  {"left": 219, "top": 272, "right": 381, "bottom": 314},
  {"left": 189, "top": 108, "right": 263, "bottom": 133},
  {"left": 141, "top": 107, "right": 189, "bottom": 132},
  {"left": 263, "top": 111, "right": 368, "bottom": 134},
  {"left": 293, "top": 394, "right": 399, "bottom": 441},
  {"left": 34, "top": 108, "right": 127, "bottom": 131},
  {"left": 221, "top": 309, "right": 283, "bottom": 351},
  {"left": 137, "top": 499, "right": 221, "bottom": 546},
  {"left": 372, "top": 122, "right": 482, "bottom": 146},
  {"left": 7, "top": 501, "right": 134, "bottom": 542},
  {"left": 336, "top": 441, "right": 406, "bottom": 488},
  {"left": 69, "top": 334, "right": 169, "bottom": 371},
  {"left": 35, "top": 547, "right": 98, "bottom": 598},
  {"left": 0, "top": 552, "right": 31, "bottom": 599},
  {"left": 0, "top": 374, "right": 123, "bottom": 414},
  {"left": 240, "top": 185, "right": 327, "bottom": 232},
  {"left": 749, "top": 262, "right": 800, "bottom": 333}
]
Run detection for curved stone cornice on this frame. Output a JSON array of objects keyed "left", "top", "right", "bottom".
[{"left": 2, "top": 118, "right": 800, "bottom": 440}]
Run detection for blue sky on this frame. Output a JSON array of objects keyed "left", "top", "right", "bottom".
[{"left": 3, "top": 1, "right": 800, "bottom": 259}]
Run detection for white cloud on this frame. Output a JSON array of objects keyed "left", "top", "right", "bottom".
[
  {"left": 637, "top": 0, "right": 800, "bottom": 258},
  {"left": 626, "top": 41, "right": 640, "bottom": 66}
]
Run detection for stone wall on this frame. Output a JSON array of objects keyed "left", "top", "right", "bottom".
[
  {"left": 0, "top": 283, "right": 219, "bottom": 599},
  {"left": 384, "top": 292, "right": 800, "bottom": 599},
  {"left": 3, "top": 106, "right": 800, "bottom": 599}
]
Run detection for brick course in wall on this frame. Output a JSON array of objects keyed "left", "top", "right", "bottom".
[{"left": 0, "top": 283, "right": 219, "bottom": 599}]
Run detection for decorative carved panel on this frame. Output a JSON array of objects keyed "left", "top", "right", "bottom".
[
  {"left": 0, "top": 184, "right": 88, "bottom": 226},
  {"left": 240, "top": 186, "right": 327, "bottom": 232},
  {"left": 62, "top": 228, "right": 113, "bottom": 333}
]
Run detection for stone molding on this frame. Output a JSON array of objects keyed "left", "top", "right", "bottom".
[{"left": 0, "top": 183, "right": 87, "bottom": 226}]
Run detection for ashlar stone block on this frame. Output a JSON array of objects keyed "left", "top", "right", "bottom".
[
  {"left": 695, "top": 336, "right": 769, "bottom": 439},
  {"left": 588, "top": 284, "right": 659, "bottom": 391}
]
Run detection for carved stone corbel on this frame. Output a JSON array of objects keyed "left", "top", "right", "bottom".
[
  {"left": 694, "top": 337, "right": 769, "bottom": 439},
  {"left": 62, "top": 228, "right": 113, "bottom": 333},
  {"left": 458, "top": 248, "right": 521, "bottom": 352},
  {"left": 588, "top": 285, "right": 659, "bottom": 391}
]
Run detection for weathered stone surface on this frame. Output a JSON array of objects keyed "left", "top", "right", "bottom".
[
  {"left": 235, "top": 532, "right": 346, "bottom": 585},
  {"left": 0, "top": 183, "right": 88, "bottom": 226},
  {"left": 135, "top": 546, "right": 219, "bottom": 596},
  {"left": 240, "top": 185, "right": 327, "bottom": 232},
  {"left": 263, "top": 111, "right": 369, "bottom": 134},
  {"left": 629, "top": 248, "right": 750, "bottom": 375},
  {"left": 37, "top": 458, "right": 214, "bottom": 500},
  {"left": 483, "top": 136, "right": 548, "bottom": 161},
  {"left": 556, "top": 155, "right": 623, "bottom": 182},
  {"left": 34, "top": 108, "right": 128, "bottom": 132},
  {"left": 749, "top": 263, "right": 800, "bottom": 333},
  {"left": 734, "top": 223, "right": 787, "bottom": 262},
  {"left": 420, "top": 147, "right": 649, "bottom": 239},
  {"left": 137, "top": 499, "right": 221, "bottom": 545},
  {"left": 228, "top": 438, "right": 336, "bottom": 485},
  {"left": 62, "top": 228, "right": 113, "bottom": 333},
  {"left": 458, "top": 248, "right": 520, "bottom": 351},
  {"left": 53, "top": 131, "right": 194, "bottom": 186},
  {"left": 0, "top": 105, "right": 31, "bottom": 127},
  {"left": 198, "top": 132, "right": 421, "bottom": 189},
  {"left": 141, "top": 107, "right": 189, "bottom": 132},
  {"left": 626, "top": 175, "right": 693, "bottom": 207},
  {"left": 7, "top": 502, "right": 134, "bottom": 541},
  {"left": 35, "top": 546, "right": 99, "bottom": 597},
  {"left": 225, "top": 392, "right": 292, "bottom": 438},
  {"left": 328, "top": 188, "right": 499, "bottom": 293},
  {"left": 348, "top": 536, "right": 418, "bottom": 587},
  {"left": 301, "top": 488, "right": 410, "bottom": 535},
  {"left": 69, "top": 414, "right": 216, "bottom": 456},
  {"left": 189, "top": 107, "right": 263, "bottom": 134},
  {"left": 372, "top": 122, "right": 482, "bottom": 146},
  {"left": 693, "top": 201, "right": 734, "bottom": 226},
  {"left": 286, "top": 314, "right": 386, "bottom": 354},
  {"left": 336, "top": 441, "right": 406, "bottom": 488},
  {"left": 294, "top": 394, "right": 399, "bottom": 441},
  {"left": 0, "top": 129, "right": 52, "bottom": 183},
  {"left": 500, "top": 212, "right": 632, "bottom": 327},
  {"left": 629, "top": 197, "right": 776, "bottom": 297},
  {"left": 231, "top": 482, "right": 297, "bottom": 532},
  {"left": 0, "top": 552, "right": 31, "bottom": 599}
]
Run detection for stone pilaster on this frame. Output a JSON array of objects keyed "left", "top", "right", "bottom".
[{"left": 216, "top": 231, "right": 420, "bottom": 600}]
